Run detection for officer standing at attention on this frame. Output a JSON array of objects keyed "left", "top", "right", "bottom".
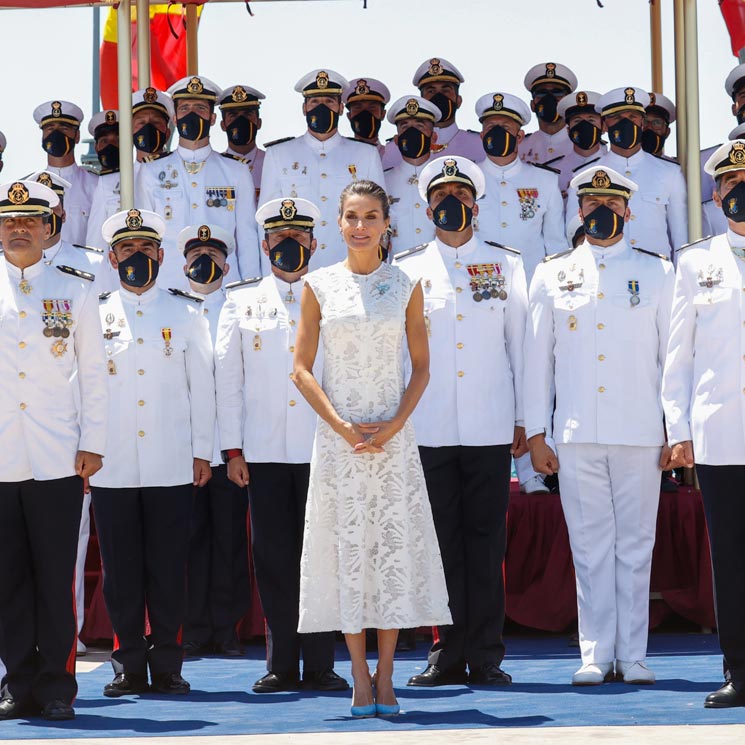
[
  {"left": 0, "top": 180, "right": 107, "bottom": 721},
  {"left": 344, "top": 77, "right": 390, "bottom": 158},
  {"left": 526, "top": 166, "right": 674, "bottom": 686},
  {"left": 520, "top": 62, "right": 578, "bottom": 169},
  {"left": 260, "top": 69, "right": 384, "bottom": 269},
  {"left": 662, "top": 140, "right": 745, "bottom": 708},
  {"left": 384, "top": 95, "right": 441, "bottom": 253},
  {"left": 642, "top": 92, "right": 676, "bottom": 158},
  {"left": 395, "top": 156, "right": 527, "bottom": 688},
  {"left": 179, "top": 223, "right": 250, "bottom": 658},
  {"left": 136, "top": 75, "right": 262, "bottom": 289},
  {"left": 219, "top": 85, "right": 267, "bottom": 190},
  {"left": 33, "top": 100, "right": 97, "bottom": 247},
  {"left": 567, "top": 87, "right": 688, "bottom": 258},
  {"left": 91, "top": 208, "right": 215, "bottom": 699}
]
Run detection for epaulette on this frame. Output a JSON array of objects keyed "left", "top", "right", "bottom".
[
  {"left": 654, "top": 153, "right": 680, "bottom": 165},
  {"left": 467, "top": 129, "right": 480, "bottom": 135},
  {"left": 168, "top": 288, "right": 204, "bottom": 303},
  {"left": 675, "top": 236, "right": 713, "bottom": 253},
  {"left": 57, "top": 264, "right": 95, "bottom": 281},
  {"left": 384, "top": 166, "right": 394, "bottom": 172},
  {"left": 264, "top": 136, "right": 295, "bottom": 148},
  {"left": 73, "top": 243, "right": 105, "bottom": 255},
  {"left": 524, "top": 132, "right": 533, "bottom": 139},
  {"left": 225, "top": 277, "right": 262, "bottom": 291},
  {"left": 485, "top": 240, "right": 520, "bottom": 255},
  {"left": 98, "top": 291, "right": 111, "bottom": 301},
  {"left": 142, "top": 151, "right": 170, "bottom": 163},
  {"left": 344, "top": 136, "right": 377, "bottom": 146},
  {"left": 385, "top": 136, "right": 395, "bottom": 143},
  {"left": 221, "top": 152, "right": 248, "bottom": 164},
  {"left": 530, "top": 162, "right": 561, "bottom": 175},
  {"left": 632, "top": 247, "right": 671, "bottom": 261},
  {"left": 393, "top": 243, "right": 429, "bottom": 261},
  {"left": 572, "top": 157, "right": 601, "bottom": 173},
  {"left": 541, "top": 155, "right": 564, "bottom": 167},
  {"left": 542, "top": 249, "right": 573, "bottom": 263},
  {"left": 98, "top": 168, "right": 119, "bottom": 176}
]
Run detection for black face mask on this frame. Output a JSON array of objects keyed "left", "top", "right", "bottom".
[
  {"left": 134, "top": 123, "right": 166, "bottom": 153},
  {"left": 582, "top": 204, "right": 625, "bottom": 241},
  {"left": 482, "top": 125, "right": 517, "bottom": 157},
  {"left": 397, "top": 126, "right": 432, "bottom": 159},
  {"left": 42, "top": 129, "right": 75, "bottom": 158},
  {"left": 428, "top": 92, "right": 455, "bottom": 122},
  {"left": 431, "top": 194, "right": 473, "bottom": 232},
  {"left": 49, "top": 212, "right": 62, "bottom": 239},
  {"left": 97, "top": 144, "right": 120, "bottom": 171},
  {"left": 608, "top": 117, "right": 642, "bottom": 149},
  {"left": 536, "top": 93, "right": 559, "bottom": 123},
  {"left": 641, "top": 128, "right": 666, "bottom": 156},
  {"left": 227, "top": 115, "right": 256, "bottom": 147},
  {"left": 269, "top": 237, "right": 310, "bottom": 273},
  {"left": 350, "top": 110, "right": 382, "bottom": 140},
  {"left": 177, "top": 111, "right": 211, "bottom": 141},
  {"left": 722, "top": 181, "right": 745, "bottom": 223},
  {"left": 118, "top": 250, "right": 159, "bottom": 288},
  {"left": 570, "top": 120, "right": 601, "bottom": 150},
  {"left": 186, "top": 253, "right": 224, "bottom": 284},
  {"left": 306, "top": 104, "right": 338, "bottom": 135}
]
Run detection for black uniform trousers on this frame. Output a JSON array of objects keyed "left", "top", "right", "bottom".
[
  {"left": 696, "top": 464, "right": 745, "bottom": 684},
  {"left": 91, "top": 484, "right": 192, "bottom": 678},
  {"left": 419, "top": 444, "right": 512, "bottom": 671},
  {"left": 185, "top": 464, "right": 250, "bottom": 646},
  {"left": 249, "top": 462, "right": 335, "bottom": 675},
  {"left": 0, "top": 476, "right": 83, "bottom": 706}
]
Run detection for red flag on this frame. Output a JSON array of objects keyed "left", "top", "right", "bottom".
[{"left": 721, "top": 0, "right": 745, "bottom": 57}]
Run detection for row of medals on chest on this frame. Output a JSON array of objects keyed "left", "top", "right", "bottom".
[
  {"left": 17, "top": 274, "right": 70, "bottom": 358},
  {"left": 102, "top": 310, "right": 174, "bottom": 374},
  {"left": 248, "top": 287, "right": 296, "bottom": 351}
]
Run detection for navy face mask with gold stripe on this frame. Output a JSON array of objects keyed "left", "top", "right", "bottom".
[
  {"left": 306, "top": 104, "right": 338, "bottom": 135},
  {"left": 186, "top": 253, "right": 223, "bottom": 284},
  {"left": 432, "top": 194, "right": 473, "bottom": 232},
  {"left": 42, "top": 129, "right": 75, "bottom": 158},
  {"left": 482, "top": 125, "right": 517, "bottom": 158},
  {"left": 582, "top": 204, "right": 624, "bottom": 241},
  {"left": 270, "top": 237, "right": 310, "bottom": 272},
  {"left": 608, "top": 117, "right": 641, "bottom": 150},
  {"left": 177, "top": 111, "right": 211, "bottom": 141},
  {"left": 118, "top": 251, "right": 159, "bottom": 288},
  {"left": 350, "top": 110, "right": 382, "bottom": 140},
  {"left": 397, "top": 126, "right": 432, "bottom": 159}
]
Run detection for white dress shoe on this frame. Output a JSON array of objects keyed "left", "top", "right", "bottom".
[
  {"left": 520, "top": 475, "right": 549, "bottom": 494},
  {"left": 616, "top": 660, "right": 655, "bottom": 684},
  {"left": 76, "top": 638, "right": 87, "bottom": 657},
  {"left": 571, "top": 662, "right": 614, "bottom": 686}
]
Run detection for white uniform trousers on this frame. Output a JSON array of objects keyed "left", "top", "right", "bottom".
[
  {"left": 74, "top": 490, "right": 92, "bottom": 637},
  {"left": 556, "top": 443, "right": 661, "bottom": 665}
]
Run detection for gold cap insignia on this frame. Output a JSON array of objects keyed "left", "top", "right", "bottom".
[
  {"left": 428, "top": 58, "right": 443, "bottom": 76},
  {"left": 591, "top": 170, "right": 611, "bottom": 189},
  {"left": 126, "top": 208, "right": 143, "bottom": 230},
  {"left": 8, "top": 182, "right": 29, "bottom": 205},
  {"left": 186, "top": 76, "right": 204, "bottom": 95},
  {"left": 624, "top": 87, "right": 636, "bottom": 104},
  {"left": 405, "top": 98, "right": 420, "bottom": 116},
  {"left": 105, "top": 110, "right": 117, "bottom": 125},
  {"left": 443, "top": 158, "right": 458, "bottom": 177},
  {"left": 144, "top": 87, "right": 158, "bottom": 104},
  {"left": 51, "top": 101, "right": 62, "bottom": 118},
  {"left": 576, "top": 91, "right": 588, "bottom": 107},
  {"left": 198, "top": 225, "right": 211, "bottom": 241},
  {"left": 493, "top": 93, "right": 504, "bottom": 111},
  {"left": 546, "top": 62, "right": 556, "bottom": 78},
  {"left": 37, "top": 173, "right": 53, "bottom": 188},
  {"left": 280, "top": 199, "right": 297, "bottom": 220},
  {"left": 649, "top": 92, "right": 656, "bottom": 106},
  {"left": 355, "top": 79, "right": 370, "bottom": 96},
  {"left": 729, "top": 142, "right": 745, "bottom": 165},
  {"left": 232, "top": 85, "right": 248, "bottom": 103},
  {"left": 316, "top": 71, "right": 329, "bottom": 90}
]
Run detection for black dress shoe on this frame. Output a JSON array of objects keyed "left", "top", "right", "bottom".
[
  {"left": 407, "top": 664, "right": 468, "bottom": 687},
  {"left": 182, "top": 641, "right": 209, "bottom": 657},
  {"left": 468, "top": 662, "right": 512, "bottom": 686},
  {"left": 212, "top": 638, "right": 243, "bottom": 657},
  {"left": 41, "top": 699, "right": 75, "bottom": 721},
  {"left": 704, "top": 681, "right": 745, "bottom": 708},
  {"left": 303, "top": 668, "right": 349, "bottom": 691},
  {"left": 0, "top": 697, "right": 28, "bottom": 720},
  {"left": 150, "top": 672, "right": 190, "bottom": 695},
  {"left": 252, "top": 671, "right": 301, "bottom": 693},
  {"left": 103, "top": 672, "right": 150, "bottom": 697}
]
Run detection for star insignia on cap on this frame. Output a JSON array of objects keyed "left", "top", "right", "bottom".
[
  {"left": 428, "top": 58, "right": 443, "bottom": 76},
  {"left": 546, "top": 62, "right": 556, "bottom": 77},
  {"left": 37, "top": 173, "right": 53, "bottom": 188},
  {"left": 576, "top": 91, "right": 588, "bottom": 106},
  {"left": 493, "top": 93, "right": 504, "bottom": 110},
  {"left": 186, "top": 76, "right": 204, "bottom": 95},
  {"left": 198, "top": 225, "right": 211, "bottom": 241},
  {"left": 624, "top": 87, "right": 636, "bottom": 104},
  {"left": 144, "top": 87, "right": 158, "bottom": 104},
  {"left": 591, "top": 170, "right": 611, "bottom": 189},
  {"left": 51, "top": 101, "right": 62, "bottom": 117},
  {"left": 730, "top": 142, "right": 745, "bottom": 165},
  {"left": 105, "top": 110, "right": 117, "bottom": 124},
  {"left": 316, "top": 71, "right": 329, "bottom": 90},
  {"left": 232, "top": 86, "right": 248, "bottom": 103},
  {"left": 8, "top": 182, "right": 29, "bottom": 205},
  {"left": 443, "top": 158, "right": 458, "bottom": 177},
  {"left": 405, "top": 98, "right": 420, "bottom": 116},
  {"left": 126, "top": 208, "right": 143, "bottom": 230},
  {"left": 355, "top": 80, "right": 370, "bottom": 96},
  {"left": 280, "top": 199, "right": 297, "bottom": 220}
]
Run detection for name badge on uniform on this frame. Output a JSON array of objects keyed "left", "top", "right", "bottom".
[
  {"left": 161, "top": 327, "right": 173, "bottom": 356},
  {"left": 628, "top": 280, "right": 640, "bottom": 307},
  {"left": 517, "top": 188, "right": 539, "bottom": 221},
  {"left": 698, "top": 265, "right": 723, "bottom": 288}
]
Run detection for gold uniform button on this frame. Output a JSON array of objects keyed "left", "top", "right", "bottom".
[
  {"left": 321, "top": 173, "right": 327, "bottom": 178},
  {"left": 501, "top": 201, "right": 508, "bottom": 207},
  {"left": 416, "top": 228, "right": 422, "bottom": 233},
  {"left": 456, "top": 342, "right": 464, "bottom": 349},
  {"left": 597, "top": 323, "right": 605, "bottom": 330},
  {"left": 204, "top": 308, "right": 209, "bottom": 314},
  {"left": 290, "top": 319, "right": 296, "bottom": 326},
  {"left": 597, "top": 292, "right": 604, "bottom": 299},
  {"left": 456, "top": 313, "right": 464, "bottom": 321},
  {"left": 289, "top": 345, "right": 295, "bottom": 352},
  {"left": 631, "top": 239, "right": 637, "bottom": 245},
  {"left": 321, "top": 220, "right": 327, "bottom": 226},
  {"left": 18, "top": 372, "right": 25, "bottom": 379},
  {"left": 500, "top": 180, "right": 507, "bottom": 186},
  {"left": 457, "top": 371, "right": 464, "bottom": 378},
  {"left": 630, "top": 215, "right": 636, "bottom": 221},
  {"left": 599, "top": 263, "right": 606, "bottom": 270},
  {"left": 192, "top": 203, "right": 198, "bottom": 209},
  {"left": 138, "top": 430, "right": 145, "bottom": 437},
  {"left": 598, "top": 386, "right": 605, "bottom": 393},
  {"left": 19, "top": 403, "right": 26, "bottom": 410},
  {"left": 598, "top": 354, "right": 605, "bottom": 361},
  {"left": 136, "top": 310, "right": 143, "bottom": 317},
  {"left": 456, "top": 287, "right": 462, "bottom": 293},
  {"left": 501, "top": 222, "right": 507, "bottom": 228},
  {"left": 455, "top": 261, "right": 462, "bottom": 268},
  {"left": 138, "top": 369, "right": 145, "bottom": 375},
  {"left": 191, "top": 181, "right": 197, "bottom": 187},
  {"left": 548, "top": 147, "right": 555, "bottom": 154},
  {"left": 289, "top": 400, "right": 297, "bottom": 407},
  {"left": 321, "top": 196, "right": 328, "bottom": 202},
  {"left": 415, "top": 202, "right": 421, "bottom": 209},
  {"left": 138, "top": 400, "right": 145, "bottom": 407},
  {"left": 137, "top": 338, "right": 144, "bottom": 344},
  {"left": 19, "top": 311, "right": 26, "bottom": 318},
  {"left": 19, "top": 341, "right": 26, "bottom": 349},
  {"left": 320, "top": 244, "right": 326, "bottom": 250}
]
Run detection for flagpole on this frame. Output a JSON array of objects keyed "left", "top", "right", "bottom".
[
  {"left": 186, "top": 3, "right": 199, "bottom": 75},
  {"left": 649, "top": 0, "right": 663, "bottom": 92},
  {"left": 117, "top": 0, "right": 135, "bottom": 209},
  {"left": 136, "top": 0, "right": 151, "bottom": 89},
  {"left": 684, "top": 0, "right": 702, "bottom": 242}
]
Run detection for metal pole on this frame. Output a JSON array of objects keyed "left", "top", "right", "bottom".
[
  {"left": 92, "top": 7, "right": 101, "bottom": 116},
  {"left": 117, "top": 0, "right": 134, "bottom": 209},
  {"left": 186, "top": 4, "right": 199, "bottom": 75},
  {"left": 684, "top": 0, "right": 702, "bottom": 242},
  {"left": 136, "top": 0, "right": 151, "bottom": 90},
  {"left": 650, "top": 0, "right": 663, "bottom": 92},
  {"left": 674, "top": 0, "right": 687, "bottom": 171}
]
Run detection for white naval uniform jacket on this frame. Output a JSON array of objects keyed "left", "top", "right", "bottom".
[
  {"left": 90, "top": 285, "right": 215, "bottom": 488},
  {"left": 260, "top": 131, "right": 385, "bottom": 269},
  {"left": 135, "top": 144, "right": 263, "bottom": 290},
  {"left": 86, "top": 168, "right": 134, "bottom": 252},
  {"left": 382, "top": 123, "right": 483, "bottom": 169},
  {"left": 394, "top": 235, "right": 527, "bottom": 447},
  {"left": 385, "top": 159, "right": 436, "bottom": 254},
  {"left": 0, "top": 258, "right": 108, "bottom": 481},
  {"left": 520, "top": 126, "right": 574, "bottom": 168},
  {"left": 224, "top": 146, "right": 265, "bottom": 198},
  {"left": 567, "top": 149, "right": 689, "bottom": 257},
  {"left": 475, "top": 156, "right": 567, "bottom": 283},
  {"left": 662, "top": 231, "right": 745, "bottom": 464},
  {"left": 215, "top": 274, "right": 319, "bottom": 464},
  {"left": 46, "top": 163, "right": 97, "bottom": 247},
  {"left": 524, "top": 238, "right": 674, "bottom": 446}
]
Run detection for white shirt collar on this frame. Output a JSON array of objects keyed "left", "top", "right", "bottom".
[
  {"left": 585, "top": 236, "right": 631, "bottom": 261},
  {"left": 727, "top": 227, "right": 745, "bottom": 249},
  {"left": 435, "top": 233, "right": 478, "bottom": 260},
  {"left": 302, "top": 130, "right": 342, "bottom": 154},
  {"left": 177, "top": 143, "right": 213, "bottom": 162},
  {"left": 481, "top": 155, "right": 522, "bottom": 179},
  {"left": 120, "top": 284, "right": 160, "bottom": 305}
]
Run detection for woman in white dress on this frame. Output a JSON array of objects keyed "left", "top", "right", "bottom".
[{"left": 293, "top": 180, "right": 451, "bottom": 717}]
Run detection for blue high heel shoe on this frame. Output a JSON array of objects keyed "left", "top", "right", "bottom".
[
  {"left": 350, "top": 703, "right": 377, "bottom": 718},
  {"left": 375, "top": 701, "right": 400, "bottom": 717}
]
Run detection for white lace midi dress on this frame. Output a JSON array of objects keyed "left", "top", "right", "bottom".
[{"left": 297, "top": 261, "right": 452, "bottom": 634}]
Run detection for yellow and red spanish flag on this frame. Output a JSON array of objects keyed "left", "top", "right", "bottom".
[
  {"left": 100, "top": 3, "right": 203, "bottom": 110},
  {"left": 721, "top": 0, "right": 745, "bottom": 57}
]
